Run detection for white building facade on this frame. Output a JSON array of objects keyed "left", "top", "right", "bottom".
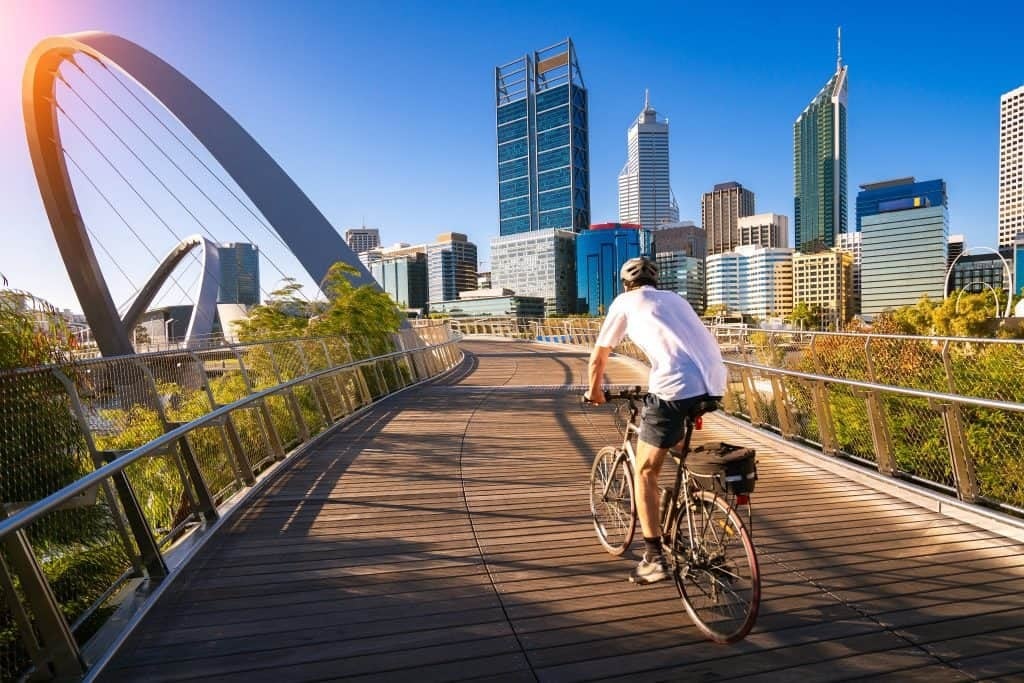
[
  {"left": 618, "top": 91, "right": 678, "bottom": 232},
  {"left": 737, "top": 213, "right": 789, "bottom": 249},
  {"left": 706, "top": 245, "right": 793, "bottom": 321},
  {"left": 1000, "top": 85, "right": 1024, "bottom": 248},
  {"left": 344, "top": 227, "right": 380, "bottom": 255},
  {"left": 835, "top": 231, "right": 862, "bottom": 315}
]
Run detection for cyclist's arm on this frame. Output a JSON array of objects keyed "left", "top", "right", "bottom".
[{"left": 585, "top": 345, "right": 611, "bottom": 405}]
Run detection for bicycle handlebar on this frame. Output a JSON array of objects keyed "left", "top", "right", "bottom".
[{"left": 581, "top": 386, "right": 646, "bottom": 404}]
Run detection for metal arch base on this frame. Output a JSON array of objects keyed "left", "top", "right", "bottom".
[
  {"left": 23, "top": 31, "right": 376, "bottom": 357},
  {"left": 121, "top": 235, "right": 220, "bottom": 348}
]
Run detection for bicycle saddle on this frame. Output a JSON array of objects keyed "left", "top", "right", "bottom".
[{"left": 689, "top": 395, "right": 722, "bottom": 419}]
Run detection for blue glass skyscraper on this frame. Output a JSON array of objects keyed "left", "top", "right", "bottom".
[
  {"left": 496, "top": 39, "right": 590, "bottom": 235},
  {"left": 576, "top": 223, "right": 652, "bottom": 315},
  {"left": 855, "top": 177, "right": 947, "bottom": 232}
]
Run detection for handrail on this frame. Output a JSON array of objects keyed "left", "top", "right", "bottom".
[
  {"left": 723, "top": 359, "right": 1024, "bottom": 414},
  {"left": 0, "top": 345, "right": 433, "bottom": 542}
]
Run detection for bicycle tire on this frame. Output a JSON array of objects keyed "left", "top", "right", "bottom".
[
  {"left": 669, "top": 489, "right": 760, "bottom": 643},
  {"left": 589, "top": 446, "right": 636, "bottom": 556}
]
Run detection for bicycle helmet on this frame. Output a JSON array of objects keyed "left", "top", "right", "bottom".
[{"left": 619, "top": 256, "right": 659, "bottom": 286}]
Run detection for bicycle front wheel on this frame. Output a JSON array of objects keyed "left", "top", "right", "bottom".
[
  {"left": 670, "top": 489, "right": 760, "bottom": 643},
  {"left": 589, "top": 446, "right": 636, "bottom": 556}
]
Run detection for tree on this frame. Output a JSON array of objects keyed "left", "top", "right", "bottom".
[
  {"left": 788, "top": 301, "right": 822, "bottom": 330},
  {"left": 232, "top": 263, "right": 403, "bottom": 357}
]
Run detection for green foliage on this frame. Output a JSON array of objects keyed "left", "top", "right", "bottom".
[
  {"left": 233, "top": 263, "right": 402, "bottom": 360},
  {"left": 788, "top": 301, "right": 822, "bottom": 330}
]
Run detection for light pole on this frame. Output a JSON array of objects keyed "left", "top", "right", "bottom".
[
  {"left": 944, "top": 247, "right": 1013, "bottom": 317},
  {"left": 164, "top": 317, "right": 175, "bottom": 346},
  {"left": 955, "top": 282, "right": 1000, "bottom": 319}
]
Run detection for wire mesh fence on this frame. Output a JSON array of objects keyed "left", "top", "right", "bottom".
[{"left": 0, "top": 322, "right": 460, "bottom": 682}]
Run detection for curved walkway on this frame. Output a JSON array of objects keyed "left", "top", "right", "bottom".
[{"left": 99, "top": 340, "right": 1024, "bottom": 682}]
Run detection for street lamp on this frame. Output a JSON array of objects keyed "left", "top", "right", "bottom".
[
  {"left": 945, "top": 247, "right": 1012, "bottom": 317},
  {"left": 164, "top": 317, "right": 175, "bottom": 346},
  {"left": 955, "top": 282, "right": 1000, "bottom": 319}
]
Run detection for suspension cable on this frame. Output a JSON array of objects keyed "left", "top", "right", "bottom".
[
  {"left": 79, "top": 55, "right": 304, "bottom": 263},
  {"left": 63, "top": 149, "right": 194, "bottom": 304},
  {"left": 66, "top": 59, "right": 302, "bottom": 301}
]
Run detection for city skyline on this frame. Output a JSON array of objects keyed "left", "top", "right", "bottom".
[{"left": 0, "top": 1, "right": 1022, "bottom": 310}]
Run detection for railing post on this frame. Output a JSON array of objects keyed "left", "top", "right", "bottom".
[
  {"left": 101, "top": 451, "right": 169, "bottom": 578},
  {"left": 933, "top": 400, "right": 980, "bottom": 503},
  {"left": 0, "top": 508, "right": 85, "bottom": 679},
  {"left": 188, "top": 352, "right": 254, "bottom": 493},
  {"left": 233, "top": 349, "right": 285, "bottom": 461},
  {"left": 770, "top": 375, "right": 796, "bottom": 438},
  {"left": 267, "top": 345, "right": 310, "bottom": 443},
  {"left": 320, "top": 341, "right": 355, "bottom": 417},
  {"left": 863, "top": 390, "right": 897, "bottom": 476},
  {"left": 810, "top": 379, "right": 839, "bottom": 455},
  {"left": 740, "top": 367, "right": 762, "bottom": 425},
  {"left": 293, "top": 341, "right": 333, "bottom": 427}
]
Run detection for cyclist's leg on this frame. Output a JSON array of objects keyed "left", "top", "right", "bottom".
[{"left": 634, "top": 439, "right": 668, "bottom": 540}]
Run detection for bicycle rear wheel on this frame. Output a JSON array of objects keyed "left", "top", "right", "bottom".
[
  {"left": 589, "top": 446, "right": 636, "bottom": 556},
  {"left": 670, "top": 489, "right": 760, "bottom": 643}
]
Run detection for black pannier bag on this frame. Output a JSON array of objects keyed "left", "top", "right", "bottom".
[{"left": 686, "top": 442, "right": 757, "bottom": 495}]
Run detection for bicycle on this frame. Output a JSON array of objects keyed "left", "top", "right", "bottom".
[{"left": 586, "top": 386, "right": 761, "bottom": 643}]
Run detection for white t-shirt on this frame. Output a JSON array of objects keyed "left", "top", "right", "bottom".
[{"left": 595, "top": 286, "right": 727, "bottom": 401}]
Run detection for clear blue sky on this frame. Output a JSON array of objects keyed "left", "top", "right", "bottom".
[{"left": 1, "top": 0, "right": 1022, "bottom": 310}]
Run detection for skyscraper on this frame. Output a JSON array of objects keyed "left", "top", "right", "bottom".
[
  {"left": 618, "top": 90, "right": 678, "bottom": 231},
  {"left": 217, "top": 242, "right": 259, "bottom": 305},
  {"left": 426, "top": 233, "right": 478, "bottom": 306},
  {"left": 859, "top": 178, "right": 948, "bottom": 317},
  {"left": 343, "top": 227, "right": 380, "bottom": 254},
  {"left": 702, "top": 182, "right": 755, "bottom": 256},
  {"left": 999, "top": 85, "right": 1024, "bottom": 248},
  {"left": 654, "top": 222, "right": 706, "bottom": 313},
  {"left": 495, "top": 39, "right": 590, "bottom": 236},
  {"left": 794, "top": 29, "right": 848, "bottom": 253},
  {"left": 705, "top": 245, "right": 794, "bottom": 320}
]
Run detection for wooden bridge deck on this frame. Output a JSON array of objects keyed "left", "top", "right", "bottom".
[{"left": 99, "top": 340, "right": 1024, "bottom": 682}]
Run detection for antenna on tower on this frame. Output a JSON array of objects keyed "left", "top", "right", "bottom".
[
  {"left": 644, "top": 88, "right": 650, "bottom": 111},
  {"left": 837, "top": 26, "right": 843, "bottom": 70}
]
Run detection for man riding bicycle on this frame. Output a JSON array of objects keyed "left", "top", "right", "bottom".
[{"left": 584, "top": 256, "right": 727, "bottom": 585}]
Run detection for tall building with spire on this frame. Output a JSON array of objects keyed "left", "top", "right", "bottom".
[
  {"left": 794, "top": 28, "right": 848, "bottom": 253},
  {"left": 618, "top": 90, "right": 678, "bottom": 231}
]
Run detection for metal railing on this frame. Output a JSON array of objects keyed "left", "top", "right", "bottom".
[
  {"left": 456, "top": 318, "right": 1024, "bottom": 517},
  {"left": 0, "top": 322, "right": 461, "bottom": 682}
]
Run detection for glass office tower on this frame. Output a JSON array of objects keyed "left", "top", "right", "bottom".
[
  {"left": 794, "top": 30, "right": 848, "bottom": 253},
  {"left": 575, "top": 223, "right": 653, "bottom": 315},
  {"left": 217, "top": 242, "right": 259, "bottom": 305},
  {"left": 496, "top": 39, "right": 591, "bottom": 235}
]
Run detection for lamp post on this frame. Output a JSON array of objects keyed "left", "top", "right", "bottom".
[
  {"left": 955, "top": 282, "right": 1000, "bottom": 319},
  {"left": 164, "top": 317, "right": 175, "bottom": 347},
  {"left": 944, "top": 247, "right": 1012, "bottom": 317}
]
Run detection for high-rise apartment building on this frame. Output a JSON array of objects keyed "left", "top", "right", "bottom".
[
  {"left": 792, "top": 249, "right": 854, "bottom": 327},
  {"left": 575, "top": 223, "right": 653, "bottom": 315},
  {"left": 344, "top": 227, "right": 380, "bottom": 255},
  {"left": 617, "top": 91, "right": 678, "bottom": 231},
  {"left": 949, "top": 252, "right": 1013, "bottom": 295},
  {"left": 836, "top": 231, "right": 862, "bottom": 314},
  {"left": 860, "top": 178, "right": 948, "bottom": 317},
  {"left": 217, "top": 242, "right": 259, "bottom": 305},
  {"left": 794, "top": 30, "right": 848, "bottom": 253},
  {"left": 737, "top": 213, "right": 789, "bottom": 249},
  {"left": 706, "top": 245, "right": 793, "bottom": 320},
  {"left": 496, "top": 39, "right": 590, "bottom": 236},
  {"left": 999, "top": 86, "right": 1024, "bottom": 248},
  {"left": 490, "top": 229, "right": 576, "bottom": 315},
  {"left": 426, "top": 233, "right": 478, "bottom": 306},
  {"left": 702, "top": 182, "right": 755, "bottom": 255}
]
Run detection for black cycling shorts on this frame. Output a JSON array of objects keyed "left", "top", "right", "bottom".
[{"left": 639, "top": 393, "right": 707, "bottom": 449}]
